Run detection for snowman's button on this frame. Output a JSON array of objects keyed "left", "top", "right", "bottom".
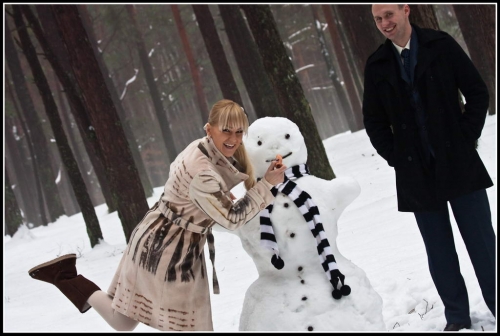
[
  {"left": 290, "top": 233, "right": 295, "bottom": 238},
  {"left": 284, "top": 203, "right": 289, "bottom": 208},
  {"left": 308, "top": 326, "right": 314, "bottom": 331}
]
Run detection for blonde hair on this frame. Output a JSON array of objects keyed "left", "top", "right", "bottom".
[{"left": 207, "top": 99, "right": 256, "bottom": 190}]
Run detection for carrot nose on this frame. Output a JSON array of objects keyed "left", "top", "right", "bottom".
[{"left": 275, "top": 154, "right": 283, "bottom": 168}]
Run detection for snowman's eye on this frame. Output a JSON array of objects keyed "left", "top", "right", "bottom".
[
  {"left": 257, "top": 141, "right": 262, "bottom": 146},
  {"left": 285, "top": 134, "right": 290, "bottom": 139}
]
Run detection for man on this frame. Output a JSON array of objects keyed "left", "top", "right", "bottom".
[{"left": 363, "top": 4, "right": 495, "bottom": 332}]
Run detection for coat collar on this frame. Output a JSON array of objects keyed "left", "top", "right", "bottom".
[
  {"left": 198, "top": 136, "right": 248, "bottom": 189},
  {"left": 367, "top": 24, "right": 447, "bottom": 87}
]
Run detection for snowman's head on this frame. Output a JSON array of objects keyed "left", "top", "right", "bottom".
[{"left": 244, "top": 117, "right": 307, "bottom": 179}]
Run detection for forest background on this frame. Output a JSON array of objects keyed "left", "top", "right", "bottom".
[{"left": 4, "top": 4, "right": 496, "bottom": 243}]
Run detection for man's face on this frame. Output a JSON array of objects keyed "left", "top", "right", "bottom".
[{"left": 372, "top": 4, "right": 410, "bottom": 46}]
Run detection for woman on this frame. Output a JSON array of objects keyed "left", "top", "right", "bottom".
[{"left": 28, "top": 99, "right": 287, "bottom": 331}]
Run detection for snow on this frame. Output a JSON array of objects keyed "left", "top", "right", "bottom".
[{"left": 3, "top": 114, "right": 496, "bottom": 332}]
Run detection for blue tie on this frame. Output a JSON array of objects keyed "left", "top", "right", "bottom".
[{"left": 401, "top": 48, "right": 411, "bottom": 80}]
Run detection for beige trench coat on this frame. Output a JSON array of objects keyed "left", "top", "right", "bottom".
[{"left": 108, "top": 136, "right": 274, "bottom": 331}]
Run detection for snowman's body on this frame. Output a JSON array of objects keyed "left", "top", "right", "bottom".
[{"left": 234, "top": 117, "right": 385, "bottom": 331}]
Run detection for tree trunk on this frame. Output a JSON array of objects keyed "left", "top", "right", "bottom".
[
  {"left": 330, "top": 5, "right": 364, "bottom": 101},
  {"left": 49, "top": 4, "right": 149, "bottom": 242},
  {"left": 14, "top": 5, "right": 103, "bottom": 247},
  {"left": 321, "top": 5, "right": 363, "bottom": 131},
  {"left": 308, "top": 6, "right": 350, "bottom": 132},
  {"left": 409, "top": 5, "right": 440, "bottom": 29},
  {"left": 171, "top": 4, "right": 210, "bottom": 122},
  {"left": 5, "top": 14, "right": 64, "bottom": 224},
  {"left": 33, "top": 5, "right": 118, "bottom": 212},
  {"left": 79, "top": 5, "right": 154, "bottom": 197},
  {"left": 53, "top": 75, "right": 81, "bottom": 215},
  {"left": 219, "top": 5, "right": 282, "bottom": 119},
  {"left": 453, "top": 5, "right": 495, "bottom": 115},
  {"left": 334, "top": 5, "right": 385, "bottom": 85},
  {"left": 192, "top": 5, "right": 243, "bottom": 106},
  {"left": 126, "top": 5, "right": 177, "bottom": 163},
  {"left": 5, "top": 171, "right": 24, "bottom": 236},
  {"left": 309, "top": 7, "right": 348, "bottom": 118},
  {"left": 4, "top": 109, "right": 43, "bottom": 227},
  {"left": 241, "top": 5, "right": 335, "bottom": 180}
]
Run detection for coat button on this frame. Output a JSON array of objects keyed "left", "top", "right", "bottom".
[
  {"left": 445, "top": 141, "right": 451, "bottom": 147},
  {"left": 401, "top": 124, "right": 407, "bottom": 129},
  {"left": 407, "top": 156, "right": 413, "bottom": 161}
]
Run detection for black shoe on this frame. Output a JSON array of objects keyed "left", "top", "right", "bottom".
[{"left": 443, "top": 323, "right": 471, "bottom": 331}]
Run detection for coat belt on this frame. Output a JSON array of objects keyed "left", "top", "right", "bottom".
[
  {"left": 157, "top": 200, "right": 220, "bottom": 294},
  {"left": 158, "top": 200, "right": 211, "bottom": 234}
]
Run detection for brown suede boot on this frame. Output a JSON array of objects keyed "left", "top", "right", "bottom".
[{"left": 28, "top": 253, "right": 101, "bottom": 313}]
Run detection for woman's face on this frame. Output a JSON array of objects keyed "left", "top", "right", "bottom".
[{"left": 206, "top": 124, "right": 244, "bottom": 158}]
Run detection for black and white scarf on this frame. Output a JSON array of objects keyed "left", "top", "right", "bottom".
[{"left": 260, "top": 164, "right": 351, "bottom": 300}]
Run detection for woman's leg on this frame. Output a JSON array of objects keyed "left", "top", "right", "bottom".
[
  {"left": 87, "top": 291, "right": 139, "bottom": 331},
  {"left": 29, "top": 254, "right": 140, "bottom": 331}
]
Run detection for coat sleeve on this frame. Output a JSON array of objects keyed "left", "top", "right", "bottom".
[
  {"left": 446, "top": 34, "right": 489, "bottom": 143},
  {"left": 189, "top": 170, "right": 275, "bottom": 230},
  {"left": 362, "top": 65, "right": 395, "bottom": 167}
]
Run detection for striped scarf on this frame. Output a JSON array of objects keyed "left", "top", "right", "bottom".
[{"left": 259, "top": 164, "right": 351, "bottom": 300}]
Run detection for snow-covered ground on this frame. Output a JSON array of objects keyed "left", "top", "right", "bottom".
[{"left": 4, "top": 114, "right": 496, "bottom": 332}]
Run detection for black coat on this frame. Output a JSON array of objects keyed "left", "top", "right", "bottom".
[{"left": 362, "top": 25, "right": 493, "bottom": 212}]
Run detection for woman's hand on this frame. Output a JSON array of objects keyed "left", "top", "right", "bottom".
[{"left": 263, "top": 160, "right": 287, "bottom": 186}]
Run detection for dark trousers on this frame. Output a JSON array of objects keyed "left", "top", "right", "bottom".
[{"left": 414, "top": 188, "right": 496, "bottom": 325}]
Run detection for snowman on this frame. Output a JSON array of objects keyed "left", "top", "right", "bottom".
[{"left": 233, "top": 117, "right": 385, "bottom": 331}]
